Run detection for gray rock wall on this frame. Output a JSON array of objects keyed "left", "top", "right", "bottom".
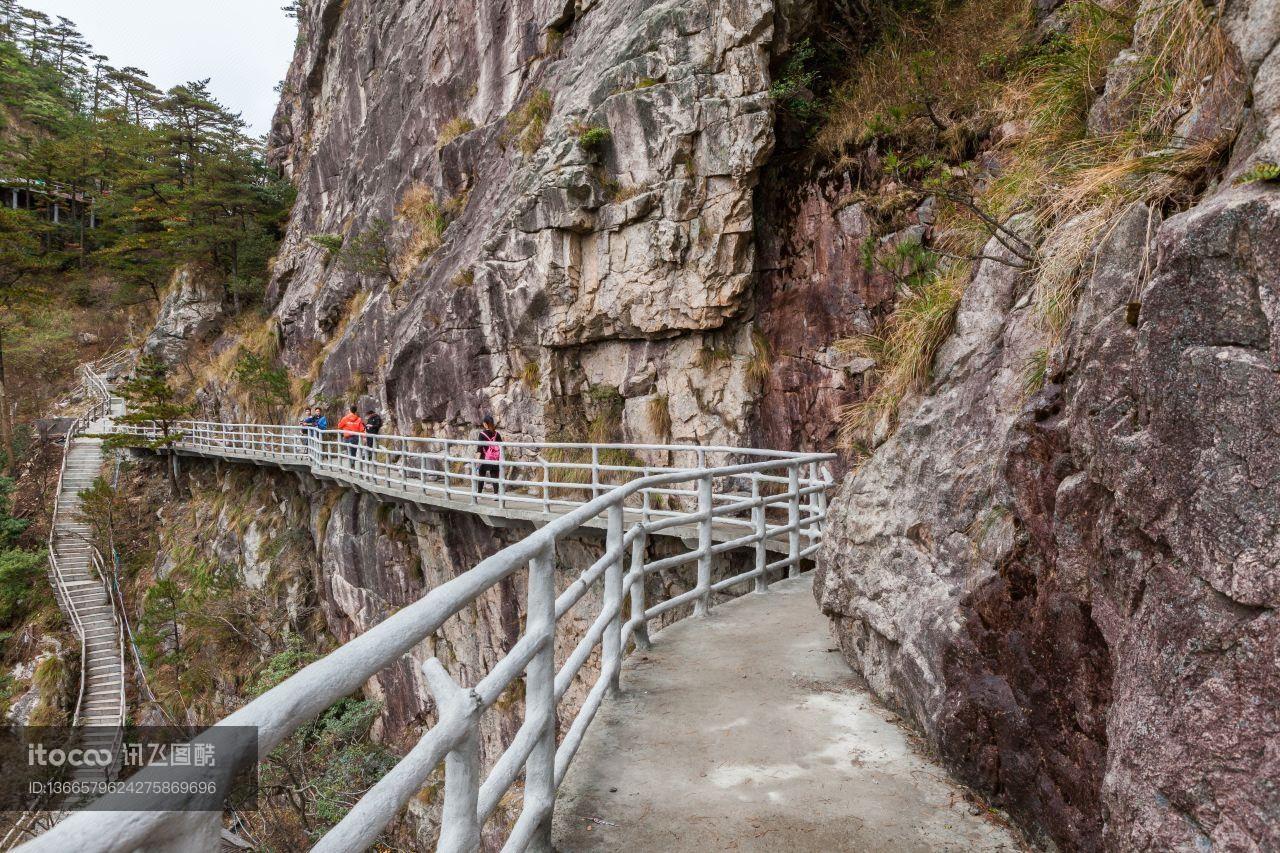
[
  {"left": 144, "top": 265, "right": 226, "bottom": 365},
  {"left": 266, "top": 0, "right": 780, "bottom": 446}
]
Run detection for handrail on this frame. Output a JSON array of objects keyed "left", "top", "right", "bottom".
[
  {"left": 87, "top": 546, "right": 128, "bottom": 774},
  {"left": 3, "top": 361, "right": 125, "bottom": 850},
  {"left": 26, "top": 406, "right": 836, "bottom": 851},
  {"left": 46, "top": 410, "right": 89, "bottom": 726},
  {"left": 109, "top": 420, "right": 828, "bottom": 541},
  {"left": 24, "top": 440, "right": 834, "bottom": 845},
  {"left": 2, "top": 409, "right": 93, "bottom": 852}
]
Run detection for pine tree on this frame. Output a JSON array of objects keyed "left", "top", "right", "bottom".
[{"left": 106, "top": 355, "right": 194, "bottom": 494}]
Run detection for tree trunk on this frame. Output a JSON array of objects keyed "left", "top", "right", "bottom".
[{"left": 0, "top": 328, "right": 12, "bottom": 476}]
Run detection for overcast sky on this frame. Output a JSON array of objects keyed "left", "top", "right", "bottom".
[{"left": 24, "top": 0, "right": 297, "bottom": 136}]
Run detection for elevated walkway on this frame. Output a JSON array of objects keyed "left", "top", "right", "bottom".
[
  {"left": 116, "top": 422, "right": 831, "bottom": 552},
  {"left": 554, "top": 576, "right": 1020, "bottom": 851},
  {"left": 26, "top": 357, "right": 850, "bottom": 852}
]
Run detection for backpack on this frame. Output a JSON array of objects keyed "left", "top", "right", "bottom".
[
  {"left": 481, "top": 430, "right": 501, "bottom": 461},
  {"left": 367, "top": 414, "right": 383, "bottom": 433}
]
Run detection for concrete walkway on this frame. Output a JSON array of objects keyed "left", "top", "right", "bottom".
[{"left": 552, "top": 576, "right": 1021, "bottom": 852}]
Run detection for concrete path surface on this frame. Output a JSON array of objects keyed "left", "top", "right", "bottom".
[{"left": 552, "top": 576, "right": 1022, "bottom": 852}]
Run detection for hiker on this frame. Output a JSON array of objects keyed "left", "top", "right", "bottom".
[
  {"left": 336, "top": 405, "right": 365, "bottom": 458},
  {"left": 364, "top": 408, "right": 383, "bottom": 450},
  {"left": 475, "top": 414, "right": 503, "bottom": 495},
  {"left": 298, "top": 406, "right": 316, "bottom": 454}
]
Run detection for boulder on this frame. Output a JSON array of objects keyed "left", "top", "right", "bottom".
[{"left": 144, "top": 266, "right": 225, "bottom": 365}]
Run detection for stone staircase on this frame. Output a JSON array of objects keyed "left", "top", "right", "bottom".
[{"left": 50, "top": 427, "right": 124, "bottom": 766}]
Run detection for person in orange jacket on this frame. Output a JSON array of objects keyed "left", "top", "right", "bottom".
[{"left": 336, "top": 405, "right": 365, "bottom": 457}]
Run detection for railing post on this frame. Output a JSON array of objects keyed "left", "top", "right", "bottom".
[
  {"left": 603, "top": 504, "right": 624, "bottom": 693},
  {"left": 788, "top": 463, "right": 801, "bottom": 579},
  {"left": 806, "top": 461, "right": 821, "bottom": 549},
  {"left": 498, "top": 445, "right": 507, "bottom": 510},
  {"left": 641, "top": 467, "right": 652, "bottom": 522},
  {"left": 752, "top": 473, "right": 768, "bottom": 594},
  {"left": 541, "top": 458, "right": 550, "bottom": 512},
  {"left": 443, "top": 440, "right": 453, "bottom": 498},
  {"left": 694, "top": 474, "right": 713, "bottom": 617},
  {"left": 591, "top": 445, "right": 600, "bottom": 496},
  {"left": 629, "top": 528, "right": 651, "bottom": 650},
  {"left": 816, "top": 465, "right": 829, "bottom": 537},
  {"left": 524, "top": 543, "right": 557, "bottom": 849},
  {"left": 422, "top": 659, "right": 481, "bottom": 853}
]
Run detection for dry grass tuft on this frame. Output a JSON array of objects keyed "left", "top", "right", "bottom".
[
  {"left": 824, "top": 0, "right": 1234, "bottom": 446},
  {"left": 437, "top": 116, "right": 475, "bottom": 148},
  {"left": 396, "top": 183, "right": 449, "bottom": 280},
  {"left": 506, "top": 89, "right": 553, "bottom": 156},
  {"left": 837, "top": 262, "right": 969, "bottom": 445},
  {"left": 518, "top": 360, "right": 540, "bottom": 389},
  {"left": 816, "top": 0, "right": 1033, "bottom": 160},
  {"left": 695, "top": 344, "right": 732, "bottom": 372},
  {"left": 746, "top": 328, "right": 772, "bottom": 387},
  {"left": 646, "top": 394, "right": 671, "bottom": 439}
]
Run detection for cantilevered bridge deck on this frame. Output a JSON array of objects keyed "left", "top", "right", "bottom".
[
  {"left": 27, "top": 360, "right": 857, "bottom": 853},
  {"left": 118, "top": 421, "right": 832, "bottom": 554}
]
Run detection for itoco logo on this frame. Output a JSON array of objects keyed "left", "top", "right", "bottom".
[{"left": 27, "top": 743, "right": 114, "bottom": 767}]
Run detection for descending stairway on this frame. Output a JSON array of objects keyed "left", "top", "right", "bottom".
[{"left": 49, "top": 424, "right": 125, "bottom": 769}]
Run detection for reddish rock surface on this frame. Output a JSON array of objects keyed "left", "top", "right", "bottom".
[{"left": 752, "top": 170, "right": 895, "bottom": 456}]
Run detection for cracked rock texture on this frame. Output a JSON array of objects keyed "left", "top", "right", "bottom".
[
  {"left": 145, "top": 265, "right": 226, "bottom": 365},
  {"left": 175, "top": 0, "right": 1280, "bottom": 847},
  {"left": 266, "top": 0, "right": 781, "bottom": 446},
  {"left": 816, "top": 0, "right": 1280, "bottom": 849}
]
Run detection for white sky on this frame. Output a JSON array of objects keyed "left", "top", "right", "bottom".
[{"left": 24, "top": 0, "right": 298, "bottom": 136}]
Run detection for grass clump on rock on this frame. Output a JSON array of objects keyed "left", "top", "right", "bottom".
[
  {"left": 837, "top": 262, "right": 969, "bottom": 445},
  {"left": 575, "top": 124, "right": 611, "bottom": 153},
  {"left": 506, "top": 89, "right": 553, "bottom": 155},
  {"left": 437, "top": 115, "right": 475, "bottom": 148}
]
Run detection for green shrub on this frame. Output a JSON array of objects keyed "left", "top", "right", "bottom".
[
  {"left": 1235, "top": 161, "right": 1280, "bottom": 185},
  {"left": 309, "top": 233, "right": 344, "bottom": 260},
  {"left": 0, "top": 548, "right": 48, "bottom": 627},
  {"left": 576, "top": 124, "right": 611, "bottom": 153},
  {"left": 771, "top": 38, "right": 820, "bottom": 121},
  {"left": 1021, "top": 347, "right": 1050, "bottom": 393}
]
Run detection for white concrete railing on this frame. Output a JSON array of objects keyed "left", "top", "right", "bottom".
[
  {"left": 2, "top": 353, "right": 133, "bottom": 851},
  {"left": 24, "top": 413, "right": 836, "bottom": 851},
  {"left": 113, "top": 419, "right": 829, "bottom": 544},
  {"left": 47, "top": 352, "right": 130, "bottom": 726}
]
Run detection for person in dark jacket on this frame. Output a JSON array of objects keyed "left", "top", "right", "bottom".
[
  {"left": 475, "top": 414, "right": 502, "bottom": 495},
  {"left": 364, "top": 408, "right": 383, "bottom": 450}
]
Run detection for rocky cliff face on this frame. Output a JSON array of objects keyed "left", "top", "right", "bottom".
[
  {"left": 162, "top": 0, "right": 1280, "bottom": 847},
  {"left": 267, "top": 0, "right": 767, "bottom": 443},
  {"left": 244, "top": 0, "right": 850, "bottom": 802},
  {"left": 816, "top": 0, "right": 1280, "bottom": 849},
  {"left": 256, "top": 0, "right": 865, "bottom": 451}
]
